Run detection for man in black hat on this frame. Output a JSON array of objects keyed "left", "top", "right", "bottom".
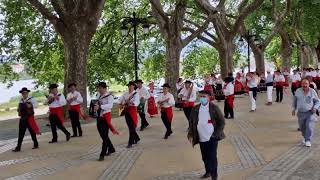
[
  {"left": 223, "top": 77, "right": 235, "bottom": 119},
  {"left": 135, "top": 79, "right": 151, "bottom": 131},
  {"left": 94, "top": 82, "right": 119, "bottom": 161},
  {"left": 158, "top": 83, "right": 175, "bottom": 139},
  {"left": 119, "top": 81, "right": 141, "bottom": 148},
  {"left": 46, "top": 83, "right": 70, "bottom": 143},
  {"left": 66, "top": 83, "right": 84, "bottom": 137},
  {"left": 13, "top": 87, "right": 40, "bottom": 152},
  {"left": 178, "top": 80, "right": 197, "bottom": 124}
]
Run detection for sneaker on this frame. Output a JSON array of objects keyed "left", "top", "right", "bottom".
[
  {"left": 301, "top": 139, "right": 306, "bottom": 145},
  {"left": 305, "top": 141, "right": 311, "bottom": 147}
]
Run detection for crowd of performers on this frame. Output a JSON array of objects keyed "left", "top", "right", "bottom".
[{"left": 11, "top": 67, "right": 320, "bottom": 179}]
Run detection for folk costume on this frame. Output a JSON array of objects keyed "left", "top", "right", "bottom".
[
  {"left": 215, "top": 77, "right": 225, "bottom": 101},
  {"left": 204, "top": 77, "right": 215, "bottom": 101},
  {"left": 234, "top": 73, "right": 245, "bottom": 95},
  {"left": 67, "top": 83, "right": 84, "bottom": 137},
  {"left": 223, "top": 77, "right": 235, "bottom": 119},
  {"left": 274, "top": 72, "right": 286, "bottom": 103},
  {"left": 135, "top": 80, "right": 151, "bottom": 131},
  {"left": 158, "top": 83, "right": 175, "bottom": 139},
  {"left": 266, "top": 71, "right": 274, "bottom": 105},
  {"left": 95, "top": 82, "right": 118, "bottom": 161},
  {"left": 147, "top": 82, "right": 158, "bottom": 117},
  {"left": 13, "top": 88, "right": 40, "bottom": 152},
  {"left": 290, "top": 71, "right": 301, "bottom": 95},
  {"left": 178, "top": 80, "right": 197, "bottom": 123},
  {"left": 246, "top": 73, "right": 258, "bottom": 112},
  {"left": 47, "top": 84, "right": 71, "bottom": 143},
  {"left": 119, "top": 81, "right": 141, "bottom": 148}
]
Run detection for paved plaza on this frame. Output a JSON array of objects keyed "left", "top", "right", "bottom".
[{"left": 0, "top": 92, "right": 319, "bottom": 180}]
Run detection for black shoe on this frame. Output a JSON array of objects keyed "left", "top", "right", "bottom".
[
  {"left": 140, "top": 126, "right": 145, "bottom": 131},
  {"left": 66, "top": 134, "right": 71, "bottom": 141},
  {"left": 79, "top": 133, "right": 82, "bottom": 137},
  {"left": 12, "top": 148, "right": 20, "bottom": 152},
  {"left": 297, "top": 128, "right": 301, "bottom": 131},
  {"left": 200, "top": 173, "right": 211, "bottom": 178},
  {"left": 106, "top": 149, "right": 116, "bottom": 156},
  {"left": 49, "top": 140, "right": 57, "bottom": 144},
  {"left": 32, "top": 146, "right": 39, "bottom": 149},
  {"left": 71, "top": 135, "right": 78, "bottom": 138},
  {"left": 164, "top": 135, "right": 169, "bottom": 139},
  {"left": 168, "top": 131, "right": 173, "bottom": 136},
  {"left": 127, "top": 144, "right": 133, "bottom": 148},
  {"left": 98, "top": 156, "right": 104, "bottom": 161}
]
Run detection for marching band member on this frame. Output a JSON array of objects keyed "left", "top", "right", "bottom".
[
  {"left": 13, "top": 87, "right": 40, "bottom": 152},
  {"left": 246, "top": 72, "right": 258, "bottom": 112},
  {"left": 179, "top": 80, "right": 197, "bottom": 123},
  {"left": 265, "top": 70, "right": 274, "bottom": 105},
  {"left": 119, "top": 81, "right": 141, "bottom": 148},
  {"left": 158, "top": 83, "right": 175, "bottom": 139},
  {"left": 223, "top": 77, "right": 235, "bottom": 119},
  {"left": 147, "top": 81, "right": 158, "bottom": 117},
  {"left": 274, "top": 70, "right": 286, "bottom": 103},
  {"left": 67, "top": 83, "right": 84, "bottom": 137},
  {"left": 94, "top": 82, "right": 119, "bottom": 161},
  {"left": 135, "top": 80, "right": 151, "bottom": 131},
  {"left": 46, "top": 84, "right": 70, "bottom": 143},
  {"left": 290, "top": 69, "right": 301, "bottom": 95}
]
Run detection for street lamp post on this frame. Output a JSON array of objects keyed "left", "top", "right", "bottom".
[
  {"left": 239, "top": 30, "right": 259, "bottom": 73},
  {"left": 120, "top": 12, "right": 150, "bottom": 81}
]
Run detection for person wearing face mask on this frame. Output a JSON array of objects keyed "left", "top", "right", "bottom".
[
  {"left": 292, "top": 78, "right": 320, "bottom": 147},
  {"left": 188, "top": 90, "right": 226, "bottom": 180}
]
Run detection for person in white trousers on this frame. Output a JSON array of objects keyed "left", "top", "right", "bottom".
[
  {"left": 246, "top": 72, "right": 258, "bottom": 112},
  {"left": 265, "top": 70, "right": 274, "bottom": 105}
]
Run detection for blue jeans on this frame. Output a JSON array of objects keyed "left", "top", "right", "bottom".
[{"left": 297, "top": 111, "right": 316, "bottom": 141}]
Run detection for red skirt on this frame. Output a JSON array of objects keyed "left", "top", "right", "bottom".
[
  {"left": 147, "top": 97, "right": 158, "bottom": 116},
  {"left": 161, "top": 107, "right": 173, "bottom": 122},
  {"left": 235, "top": 80, "right": 244, "bottom": 94},
  {"left": 49, "top": 107, "right": 65, "bottom": 125},
  {"left": 27, "top": 116, "right": 41, "bottom": 135}
]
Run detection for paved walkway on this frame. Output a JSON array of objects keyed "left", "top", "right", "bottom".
[{"left": 0, "top": 92, "right": 319, "bottom": 180}]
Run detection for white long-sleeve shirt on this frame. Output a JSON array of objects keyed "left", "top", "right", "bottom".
[
  {"left": 197, "top": 104, "right": 214, "bottom": 142},
  {"left": 47, "top": 93, "right": 66, "bottom": 108},
  {"left": 119, "top": 91, "right": 140, "bottom": 107},
  {"left": 66, "top": 91, "right": 83, "bottom": 105},
  {"left": 274, "top": 74, "right": 285, "bottom": 82},
  {"left": 179, "top": 87, "right": 197, "bottom": 102},
  {"left": 246, "top": 76, "right": 257, "bottom": 88},
  {"left": 98, "top": 92, "right": 114, "bottom": 116},
  {"left": 136, "top": 86, "right": 150, "bottom": 100},
  {"left": 291, "top": 74, "right": 301, "bottom": 82},
  {"left": 158, "top": 92, "right": 175, "bottom": 108},
  {"left": 20, "top": 96, "right": 38, "bottom": 108},
  {"left": 223, "top": 83, "right": 234, "bottom": 96}
]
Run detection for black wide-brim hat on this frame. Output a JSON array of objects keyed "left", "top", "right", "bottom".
[
  {"left": 135, "top": 79, "right": 143, "bottom": 84},
  {"left": 96, "top": 82, "right": 108, "bottom": 88},
  {"left": 19, "top": 87, "right": 30, "bottom": 93},
  {"left": 224, "top": 77, "right": 234, "bottom": 83},
  {"left": 49, "top": 83, "right": 58, "bottom": 89},
  {"left": 127, "top": 81, "right": 136, "bottom": 86},
  {"left": 162, "top": 83, "right": 171, "bottom": 88}
]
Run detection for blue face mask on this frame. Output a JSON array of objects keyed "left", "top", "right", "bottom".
[{"left": 199, "top": 97, "right": 208, "bottom": 105}]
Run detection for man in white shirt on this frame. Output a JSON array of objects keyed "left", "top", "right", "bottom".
[
  {"left": 223, "top": 77, "right": 235, "bottom": 119},
  {"left": 188, "top": 90, "right": 225, "bottom": 180},
  {"left": 274, "top": 70, "right": 286, "bottom": 103},
  {"left": 179, "top": 80, "right": 197, "bottom": 123},
  {"left": 291, "top": 69, "right": 301, "bottom": 95},
  {"left": 119, "top": 81, "right": 141, "bottom": 148},
  {"left": 94, "top": 82, "right": 119, "bottom": 161},
  {"left": 246, "top": 72, "right": 258, "bottom": 112},
  {"left": 67, "top": 83, "right": 84, "bottom": 137},
  {"left": 46, "top": 84, "right": 70, "bottom": 143},
  {"left": 265, "top": 70, "right": 274, "bottom": 105},
  {"left": 135, "top": 79, "right": 151, "bottom": 131},
  {"left": 13, "top": 87, "right": 40, "bottom": 152},
  {"left": 158, "top": 83, "right": 175, "bottom": 139}
]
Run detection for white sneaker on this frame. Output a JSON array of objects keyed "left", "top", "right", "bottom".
[
  {"left": 301, "top": 139, "right": 306, "bottom": 145},
  {"left": 305, "top": 141, "right": 311, "bottom": 147}
]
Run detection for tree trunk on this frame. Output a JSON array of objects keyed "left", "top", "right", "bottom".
[
  {"left": 316, "top": 40, "right": 320, "bottom": 63},
  {"left": 62, "top": 31, "right": 91, "bottom": 110},
  {"left": 301, "top": 46, "right": 309, "bottom": 69},
  {"left": 251, "top": 45, "right": 265, "bottom": 74},
  {"left": 165, "top": 39, "right": 182, "bottom": 98},
  {"left": 217, "top": 40, "right": 234, "bottom": 78},
  {"left": 279, "top": 30, "right": 292, "bottom": 71}
]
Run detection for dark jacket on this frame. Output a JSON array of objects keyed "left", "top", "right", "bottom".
[{"left": 187, "top": 103, "right": 226, "bottom": 146}]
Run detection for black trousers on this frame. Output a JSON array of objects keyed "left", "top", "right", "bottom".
[
  {"left": 138, "top": 111, "right": 149, "bottom": 128},
  {"left": 200, "top": 138, "right": 218, "bottom": 179},
  {"left": 161, "top": 112, "right": 172, "bottom": 136},
  {"left": 69, "top": 110, "right": 82, "bottom": 136},
  {"left": 49, "top": 114, "right": 70, "bottom": 141},
  {"left": 16, "top": 117, "right": 38, "bottom": 150},
  {"left": 276, "top": 86, "right": 283, "bottom": 102},
  {"left": 291, "top": 86, "right": 298, "bottom": 95},
  {"left": 97, "top": 117, "right": 115, "bottom": 157},
  {"left": 125, "top": 112, "right": 140, "bottom": 145},
  {"left": 224, "top": 100, "right": 234, "bottom": 118},
  {"left": 183, "top": 106, "right": 193, "bottom": 122}
]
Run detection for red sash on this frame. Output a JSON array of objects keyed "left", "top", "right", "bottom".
[
  {"left": 27, "top": 115, "right": 41, "bottom": 135},
  {"left": 226, "top": 94, "right": 234, "bottom": 108},
  {"left": 275, "top": 82, "right": 285, "bottom": 87},
  {"left": 49, "top": 107, "right": 65, "bottom": 125},
  {"left": 69, "top": 104, "right": 87, "bottom": 120},
  {"left": 183, "top": 101, "right": 195, "bottom": 107},
  {"left": 292, "top": 81, "right": 300, "bottom": 88},
  {"left": 161, "top": 107, "right": 173, "bottom": 122},
  {"left": 147, "top": 97, "right": 158, "bottom": 116},
  {"left": 102, "top": 112, "right": 118, "bottom": 134},
  {"left": 127, "top": 106, "right": 138, "bottom": 128}
]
